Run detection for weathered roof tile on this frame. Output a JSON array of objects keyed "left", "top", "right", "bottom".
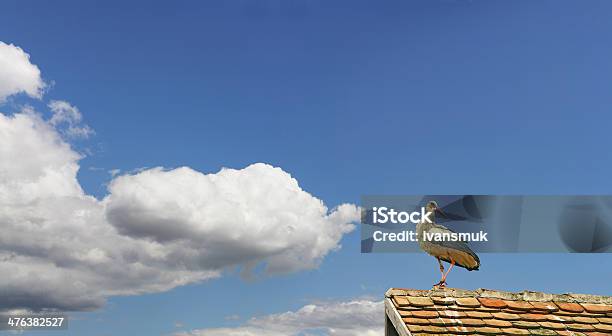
[
  {"left": 419, "top": 325, "right": 446, "bottom": 333},
  {"left": 573, "top": 316, "right": 599, "bottom": 324},
  {"left": 460, "top": 318, "right": 486, "bottom": 327},
  {"left": 402, "top": 317, "right": 429, "bottom": 325},
  {"left": 446, "top": 325, "right": 476, "bottom": 334},
  {"left": 555, "top": 302, "right": 585, "bottom": 313},
  {"left": 593, "top": 323, "right": 612, "bottom": 333},
  {"left": 567, "top": 323, "right": 595, "bottom": 332},
  {"left": 556, "top": 331, "right": 586, "bottom": 336},
  {"left": 407, "top": 296, "right": 434, "bottom": 307},
  {"left": 528, "top": 328, "right": 557, "bottom": 335},
  {"left": 597, "top": 316, "right": 612, "bottom": 324},
  {"left": 385, "top": 287, "right": 612, "bottom": 336},
  {"left": 586, "top": 332, "right": 612, "bottom": 336},
  {"left": 491, "top": 312, "right": 521, "bottom": 320},
  {"left": 431, "top": 297, "right": 455, "bottom": 305},
  {"left": 511, "top": 320, "right": 540, "bottom": 329},
  {"left": 500, "top": 327, "right": 530, "bottom": 335},
  {"left": 483, "top": 318, "right": 512, "bottom": 328},
  {"left": 428, "top": 317, "right": 460, "bottom": 327},
  {"left": 478, "top": 298, "right": 507, "bottom": 309},
  {"left": 475, "top": 326, "right": 503, "bottom": 334},
  {"left": 393, "top": 296, "right": 410, "bottom": 307},
  {"left": 410, "top": 310, "right": 439, "bottom": 319},
  {"left": 505, "top": 300, "right": 534, "bottom": 311},
  {"left": 407, "top": 324, "right": 424, "bottom": 333},
  {"left": 582, "top": 303, "right": 612, "bottom": 314},
  {"left": 529, "top": 301, "right": 559, "bottom": 312},
  {"left": 520, "top": 313, "right": 548, "bottom": 322},
  {"left": 537, "top": 321, "right": 565, "bottom": 330},
  {"left": 455, "top": 297, "right": 480, "bottom": 307},
  {"left": 465, "top": 311, "right": 493, "bottom": 319},
  {"left": 438, "top": 309, "right": 466, "bottom": 318}
]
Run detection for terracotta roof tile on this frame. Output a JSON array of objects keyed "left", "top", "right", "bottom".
[
  {"left": 483, "top": 318, "right": 512, "bottom": 328},
  {"left": 475, "top": 326, "right": 503, "bottom": 334},
  {"left": 393, "top": 296, "right": 410, "bottom": 307},
  {"left": 556, "top": 301, "right": 585, "bottom": 313},
  {"left": 407, "top": 324, "right": 424, "bottom": 333},
  {"left": 385, "top": 287, "right": 612, "bottom": 336},
  {"left": 556, "top": 331, "right": 587, "bottom": 336},
  {"left": 582, "top": 303, "right": 612, "bottom": 314},
  {"left": 500, "top": 327, "right": 530, "bottom": 335},
  {"left": 593, "top": 323, "right": 612, "bottom": 332},
  {"left": 456, "top": 297, "right": 481, "bottom": 307},
  {"left": 567, "top": 323, "right": 596, "bottom": 332},
  {"left": 511, "top": 320, "right": 540, "bottom": 328},
  {"left": 402, "top": 317, "right": 430, "bottom": 325},
  {"left": 407, "top": 296, "right": 434, "bottom": 307},
  {"left": 431, "top": 297, "right": 455, "bottom": 305},
  {"left": 460, "top": 318, "right": 486, "bottom": 327},
  {"left": 491, "top": 312, "right": 521, "bottom": 320},
  {"left": 537, "top": 321, "right": 565, "bottom": 330},
  {"left": 597, "top": 316, "right": 612, "bottom": 324},
  {"left": 573, "top": 316, "right": 600, "bottom": 324},
  {"left": 478, "top": 298, "right": 507, "bottom": 309},
  {"left": 419, "top": 325, "right": 446, "bottom": 333},
  {"left": 530, "top": 301, "right": 559, "bottom": 312},
  {"left": 520, "top": 313, "right": 548, "bottom": 322},
  {"left": 528, "top": 329, "right": 557, "bottom": 335},
  {"left": 446, "top": 325, "right": 476, "bottom": 334},
  {"left": 428, "top": 317, "right": 460, "bottom": 327},
  {"left": 505, "top": 300, "right": 534, "bottom": 311},
  {"left": 465, "top": 311, "right": 493, "bottom": 319},
  {"left": 438, "top": 310, "right": 466, "bottom": 318},
  {"left": 547, "top": 314, "right": 572, "bottom": 323},
  {"left": 410, "top": 310, "right": 439, "bottom": 319}
]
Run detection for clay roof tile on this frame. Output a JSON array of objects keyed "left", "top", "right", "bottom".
[{"left": 385, "top": 287, "right": 612, "bottom": 336}]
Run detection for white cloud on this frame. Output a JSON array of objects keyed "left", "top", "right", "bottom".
[
  {"left": 0, "top": 109, "right": 359, "bottom": 312},
  {"left": 0, "top": 41, "right": 45, "bottom": 102},
  {"left": 105, "top": 164, "right": 357, "bottom": 274},
  {"left": 176, "top": 299, "right": 383, "bottom": 336},
  {"left": 48, "top": 100, "right": 94, "bottom": 138}
]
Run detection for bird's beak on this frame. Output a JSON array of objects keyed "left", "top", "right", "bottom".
[{"left": 435, "top": 208, "right": 447, "bottom": 218}]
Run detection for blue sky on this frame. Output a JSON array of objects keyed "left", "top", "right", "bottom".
[{"left": 1, "top": 1, "right": 612, "bottom": 335}]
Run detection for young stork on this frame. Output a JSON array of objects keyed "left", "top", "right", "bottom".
[{"left": 416, "top": 201, "right": 480, "bottom": 287}]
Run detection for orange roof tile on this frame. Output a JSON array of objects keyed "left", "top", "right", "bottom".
[{"left": 385, "top": 287, "right": 612, "bottom": 336}]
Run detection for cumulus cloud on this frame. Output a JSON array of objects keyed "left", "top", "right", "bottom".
[
  {"left": 0, "top": 109, "right": 359, "bottom": 312},
  {"left": 175, "top": 299, "right": 383, "bottom": 336},
  {"left": 105, "top": 165, "right": 356, "bottom": 274},
  {"left": 0, "top": 41, "right": 45, "bottom": 102}
]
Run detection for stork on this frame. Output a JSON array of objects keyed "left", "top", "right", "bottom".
[{"left": 416, "top": 201, "right": 480, "bottom": 287}]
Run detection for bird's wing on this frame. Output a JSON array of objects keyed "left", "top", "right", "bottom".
[{"left": 426, "top": 224, "right": 481, "bottom": 270}]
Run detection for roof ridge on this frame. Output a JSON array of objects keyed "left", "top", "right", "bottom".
[{"left": 386, "top": 287, "right": 612, "bottom": 304}]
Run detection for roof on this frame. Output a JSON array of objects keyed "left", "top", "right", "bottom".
[{"left": 385, "top": 287, "right": 612, "bottom": 336}]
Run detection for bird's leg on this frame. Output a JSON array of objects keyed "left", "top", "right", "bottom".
[
  {"left": 441, "top": 259, "right": 456, "bottom": 284},
  {"left": 435, "top": 258, "right": 447, "bottom": 287},
  {"left": 437, "top": 258, "right": 445, "bottom": 282}
]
